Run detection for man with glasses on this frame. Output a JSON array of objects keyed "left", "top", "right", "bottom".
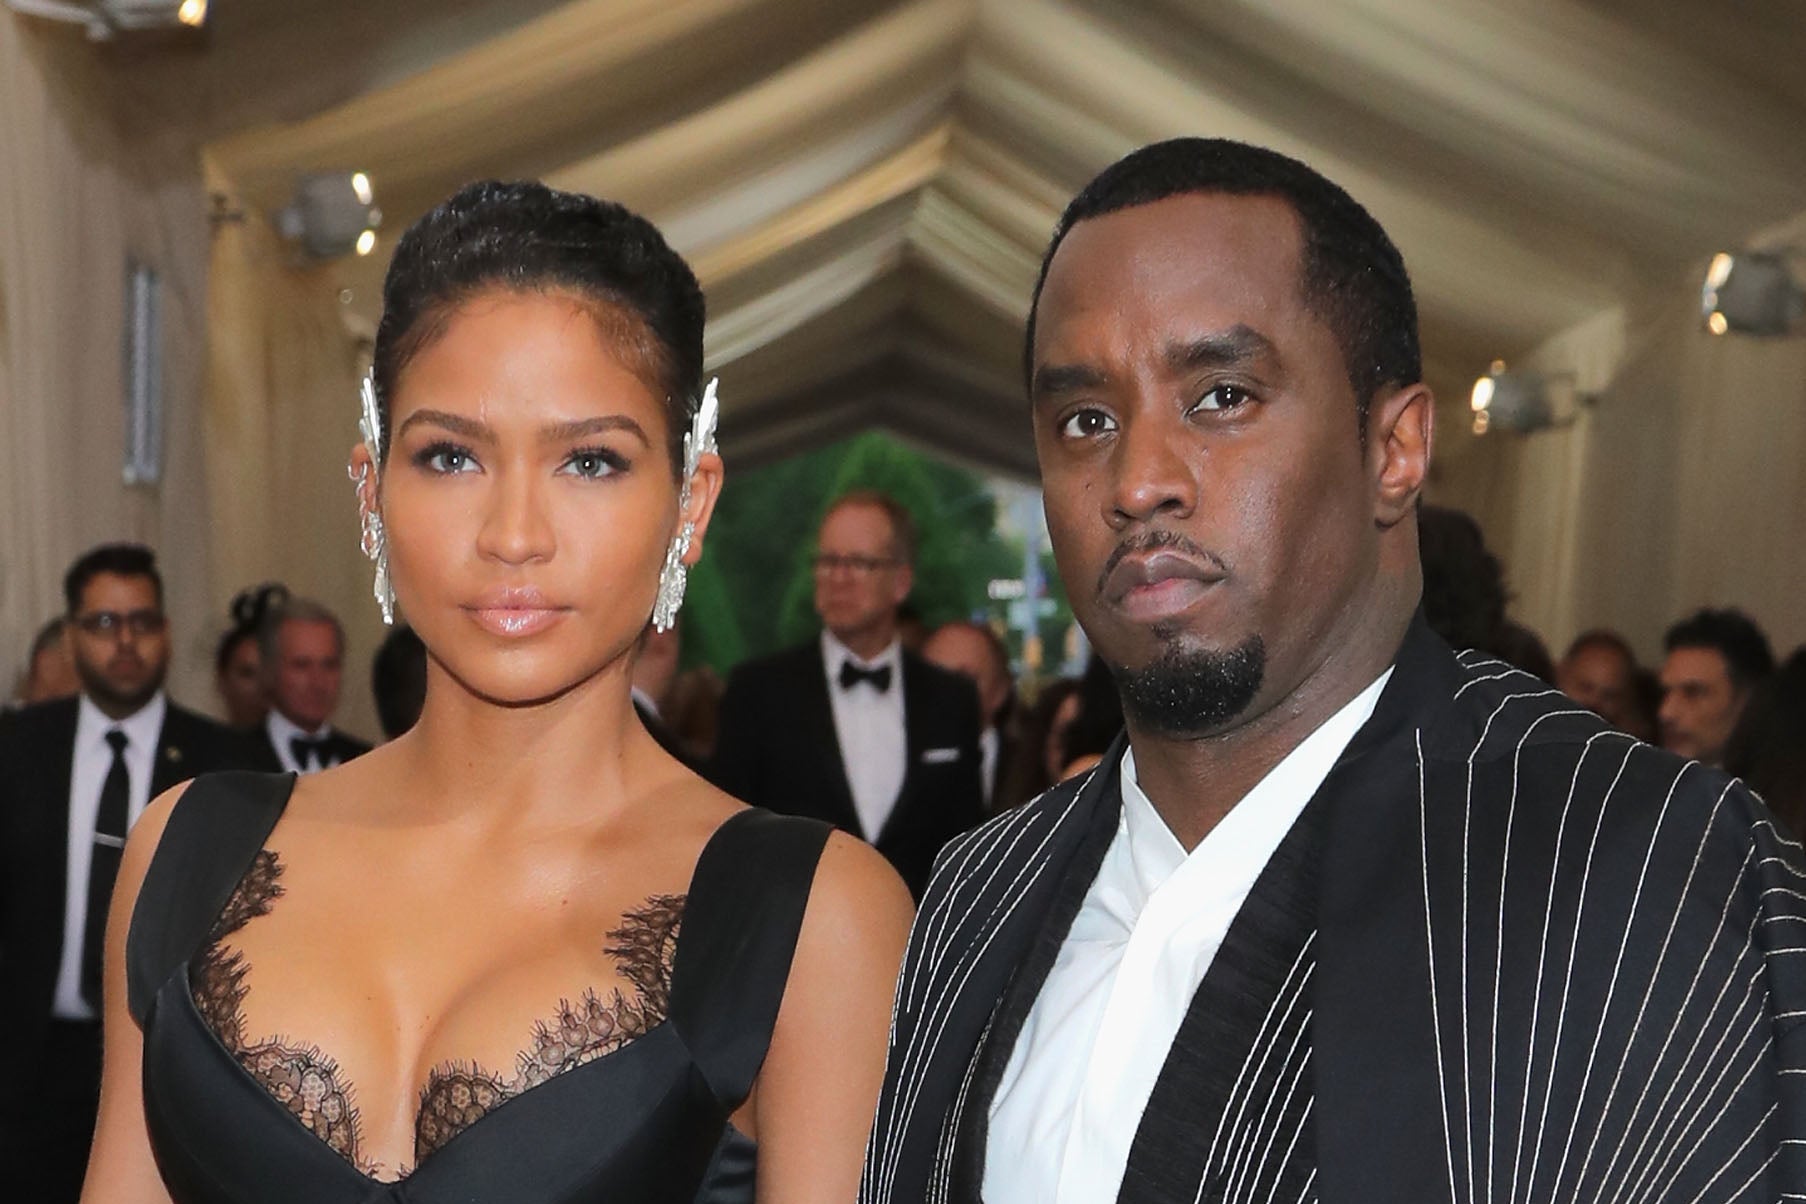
[
  {"left": 712, "top": 490, "right": 984, "bottom": 898},
  {"left": 0, "top": 542, "right": 250, "bottom": 1201}
]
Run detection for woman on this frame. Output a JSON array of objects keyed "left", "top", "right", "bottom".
[
  {"left": 83, "top": 182, "right": 914, "bottom": 1202},
  {"left": 213, "top": 583, "right": 286, "bottom": 730}
]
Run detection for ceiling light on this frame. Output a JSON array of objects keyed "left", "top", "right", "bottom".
[
  {"left": 275, "top": 173, "right": 384, "bottom": 260},
  {"left": 1467, "top": 361, "right": 1595, "bottom": 435},
  {"left": 175, "top": 0, "right": 203, "bottom": 25},
  {"left": 1699, "top": 250, "right": 1805, "bottom": 336}
]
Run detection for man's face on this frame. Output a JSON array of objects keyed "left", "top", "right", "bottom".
[
  {"left": 24, "top": 634, "right": 78, "bottom": 704},
  {"left": 68, "top": 572, "right": 169, "bottom": 715},
  {"left": 923, "top": 624, "right": 1010, "bottom": 727},
  {"left": 1031, "top": 193, "right": 1388, "bottom": 737},
  {"left": 1558, "top": 644, "right": 1635, "bottom": 729},
  {"left": 812, "top": 502, "right": 912, "bottom": 646},
  {"left": 271, "top": 618, "right": 344, "bottom": 731},
  {"left": 1659, "top": 646, "right": 1744, "bottom": 764}
]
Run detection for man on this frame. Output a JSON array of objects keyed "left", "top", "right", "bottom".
[
  {"left": 712, "top": 490, "right": 985, "bottom": 897},
  {"left": 922, "top": 620, "right": 1015, "bottom": 807},
  {"left": 0, "top": 543, "right": 250, "bottom": 1200},
  {"left": 1659, "top": 607, "right": 1774, "bottom": 766},
  {"left": 250, "top": 596, "right": 372, "bottom": 773},
  {"left": 14, "top": 616, "right": 78, "bottom": 706},
  {"left": 862, "top": 139, "right": 1806, "bottom": 1204},
  {"left": 1558, "top": 628, "right": 1640, "bottom": 732}
]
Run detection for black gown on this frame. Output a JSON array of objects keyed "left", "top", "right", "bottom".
[{"left": 124, "top": 772, "right": 831, "bottom": 1203}]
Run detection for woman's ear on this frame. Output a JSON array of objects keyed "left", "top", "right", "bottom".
[
  {"left": 349, "top": 442, "right": 380, "bottom": 531},
  {"left": 680, "top": 451, "right": 725, "bottom": 567}
]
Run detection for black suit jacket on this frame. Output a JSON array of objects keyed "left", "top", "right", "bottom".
[
  {"left": 247, "top": 722, "right": 373, "bottom": 773},
  {"left": 0, "top": 696, "right": 253, "bottom": 1096},
  {"left": 861, "top": 617, "right": 1806, "bottom": 1202},
  {"left": 710, "top": 641, "right": 986, "bottom": 898}
]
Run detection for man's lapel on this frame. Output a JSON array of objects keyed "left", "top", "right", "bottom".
[
  {"left": 151, "top": 705, "right": 193, "bottom": 795},
  {"left": 804, "top": 644, "right": 863, "bottom": 835},
  {"left": 875, "top": 654, "right": 931, "bottom": 845}
]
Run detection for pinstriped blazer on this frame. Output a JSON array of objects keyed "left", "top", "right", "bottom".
[{"left": 861, "top": 618, "right": 1806, "bottom": 1204}]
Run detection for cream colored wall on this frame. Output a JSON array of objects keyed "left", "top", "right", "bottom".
[
  {"left": 1440, "top": 257, "right": 1806, "bottom": 666},
  {"left": 0, "top": 17, "right": 217, "bottom": 713}
]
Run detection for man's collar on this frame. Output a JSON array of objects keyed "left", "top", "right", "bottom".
[
  {"left": 267, "top": 708, "right": 331, "bottom": 744},
  {"left": 77, "top": 689, "right": 167, "bottom": 749},
  {"left": 821, "top": 629, "right": 902, "bottom": 672}
]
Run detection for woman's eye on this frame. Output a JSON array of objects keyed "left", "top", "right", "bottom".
[
  {"left": 1191, "top": 383, "right": 1253, "bottom": 413},
  {"left": 1057, "top": 408, "right": 1117, "bottom": 439},
  {"left": 416, "top": 444, "right": 478, "bottom": 474},
  {"left": 561, "top": 449, "right": 625, "bottom": 479}
]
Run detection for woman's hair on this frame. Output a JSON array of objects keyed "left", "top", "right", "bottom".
[
  {"left": 216, "top": 582, "right": 289, "bottom": 676},
  {"left": 371, "top": 180, "right": 706, "bottom": 474}
]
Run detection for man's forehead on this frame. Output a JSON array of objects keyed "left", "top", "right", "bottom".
[
  {"left": 1033, "top": 192, "right": 1308, "bottom": 364},
  {"left": 81, "top": 572, "right": 156, "bottom": 607}
]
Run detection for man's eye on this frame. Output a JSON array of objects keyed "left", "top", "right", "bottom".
[
  {"left": 1058, "top": 408, "right": 1117, "bottom": 438},
  {"left": 1190, "top": 384, "right": 1253, "bottom": 413},
  {"left": 560, "top": 449, "right": 625, "bottom": 479}
]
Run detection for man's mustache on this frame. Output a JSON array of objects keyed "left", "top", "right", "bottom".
[{"left": 1096, "top": 530, "right": 1226, "bottom": 598}]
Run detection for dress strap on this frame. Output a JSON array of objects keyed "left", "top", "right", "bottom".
[
  {"left": 125, "top": 771, "right": 294, "bottom": 1025},
  {"left": 668, "top": 808, "right": 833, "bottom": 1111}
]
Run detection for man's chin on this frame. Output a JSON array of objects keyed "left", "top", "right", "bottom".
[{"left": 1107, "top": 634, "right": 1266, "bottom": 739}]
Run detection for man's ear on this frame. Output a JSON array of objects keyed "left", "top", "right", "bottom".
[{"left": 1368, "top": 383, "right": 1434, "bottom": 527}]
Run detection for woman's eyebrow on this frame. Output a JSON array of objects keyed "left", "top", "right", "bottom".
[{"left": 542, "top": 415, "right": 649, "bottom": 446}]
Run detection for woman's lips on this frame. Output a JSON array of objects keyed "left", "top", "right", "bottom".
[
  {"left": 467, "top": 606, "right": 568, "bottom": 637},
  {"left": 464, "top": 588, "right": 569, "bottom": 637}
]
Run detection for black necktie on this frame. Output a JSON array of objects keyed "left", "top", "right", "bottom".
[
  {"left": 82, "top": 729, "right": 130, "bottom": 1009},
  {"left": 839, "top": 661, "right": 893, "bottom": 692},
  {"left": 290, "top": 735, "right": 328, "bottom": 771}
]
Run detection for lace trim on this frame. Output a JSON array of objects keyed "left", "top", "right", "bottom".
[{"left": 190, "top": 853, "right": 685, "bottom": 1182}]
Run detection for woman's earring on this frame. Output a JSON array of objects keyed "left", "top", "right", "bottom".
[
  {"left": 652, "top": 378, "right": 720, "bottom": 634},
  {"left": 353, "top": 370, "right": 396, "bottom": 626}
]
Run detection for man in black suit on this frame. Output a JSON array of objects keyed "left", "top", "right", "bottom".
[
  {"left": 922, "top": 620, "right": 1017, "bottom": 810},
  {"left": 0, "top": 543, "right": 252, "bottom": 1200},
  {"left": 712, "top": 490, "right": 985, "bottom": 898},
  {"left": 249, "top": 596, "right": 372, "bottom": 772}
]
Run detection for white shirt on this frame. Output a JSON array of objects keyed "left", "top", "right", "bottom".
[
  {"left": 979, "top": 725, "right": 1001, "bottom": 806},
  {"left": 821, "top": 632, "right": 907, "bottom": 841},
  {"left": 53, "top": 691, "right": 167, "bottom": 1020},
  {"left": 265, "top": 709, "right": 341, "bottom": 774},
  {"left": 983, "top": 668, "right": 1393, "bottom": 1204}
]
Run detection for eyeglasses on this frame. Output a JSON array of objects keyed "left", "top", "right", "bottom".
[
  {"left": 72, "top": 609, "right": 167, "bottom": 639},
  {"left": 812, "top": 553, "right": 901, "bottom": 576}
]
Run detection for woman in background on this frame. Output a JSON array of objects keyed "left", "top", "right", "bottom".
[
  {"left": 213, "top": 583, "right": 286, "bottom": 730},
  {"left": 84, "top": 180, "right": 912, "bottom": 1203}
]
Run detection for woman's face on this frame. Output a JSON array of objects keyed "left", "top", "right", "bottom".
[
  {"left": 217, "top": 636, "right": 266, "bottom": 728},
  {"left": 358, "top": 289, "right": 720, "bottom": 709}
]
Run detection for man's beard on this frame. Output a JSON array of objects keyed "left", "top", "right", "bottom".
[
  {"left": 75, "top": 656, "right": 166, "bottom": 715},
  {"left": 1108, "top": 634, "right": 1265, "bottom": 738}
]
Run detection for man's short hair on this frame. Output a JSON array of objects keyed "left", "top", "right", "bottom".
[
  {"left": 824, "top": 489, "right": 919, "bottom": 566},
  {"left": 1026, "top": 137, "right": 1421, "bottom": 432},
  {"left": 29, "top": 617, "right": 66, "bottom": 659},
  {"left": 1664, "top": 608, "right": 1775, "bottom": 692},
  {"left": 1564, "top": 628, "right": 1637, "bottom": 667},
  {"left": 64, "top": 542, "right": 163, "bottom": 613},
  {"left": 258, "top": 597, "right": 347, "bottom": 668}
]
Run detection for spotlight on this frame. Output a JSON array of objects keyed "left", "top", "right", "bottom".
[
  {"left": 275, "top": 173, "right": 383, "bottom": 261},
  {"left": 1700, "top": 250, "right": 1805, "bottom": 337},
  {"left": 4, "top": 0, "right": 209, "bottom": 37},
  {"left": 1468, "top": 360, "right": 1594, "bottom": 435}
]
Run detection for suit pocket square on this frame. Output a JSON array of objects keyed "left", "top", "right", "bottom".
[{"left": 920, "top": 747, "right": 961, "bottom": 764}]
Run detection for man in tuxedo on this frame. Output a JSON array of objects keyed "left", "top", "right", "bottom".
[
  {"left": 922, "top": 620, "right": 1016, "bottom": 809},
  {"left": 863, "top": 139, "right": 1806, "bottom": 1204},
  {"left": 249, "top": 597, "right": 372, "bottom": 773},
  {"left": 712, "top": 490, "right": 985, "bottom": 898},
  {"left": 0, "top": 543, "right": 252, "bottom": 1200}
]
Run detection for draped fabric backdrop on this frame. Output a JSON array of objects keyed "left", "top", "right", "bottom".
[{"left": 3, "top": 0, "right": 1805, "bottom": 735}]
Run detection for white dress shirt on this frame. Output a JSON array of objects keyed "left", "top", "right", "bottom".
[
  {"left": 265, "top": 709, "right": 341, "bottom": 774},
  {"left": 821, "top": 632, "right": 907, "bottom": 840},
  {"left": 979, "top": 725, "right": 1001, "bottom": 806},
  {"left": 53, "top": 691, "right": 167, "bottom": 1020},
  {"left": 983, "top": 668, "right": 1392, "bottom": 1204}
]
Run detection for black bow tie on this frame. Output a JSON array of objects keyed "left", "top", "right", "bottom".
[
  {"left": 290, "top": 735, "right": 329, "bottom": 770},
  {"left": 838, "top": 661, "right": 893, "bottom": 693}
]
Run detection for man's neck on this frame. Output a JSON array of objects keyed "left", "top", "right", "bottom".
[
  {"left": 832, "top": 623, "right": 898, "bottom": 663},
  {"left": 86, "top": 690, "right": 157, "bottom": 723},
  {"left": 1130, "top": 606, "right": 1410, "bottom": 851},
  {"left": 272, "top": 708, "right": 330, "bottom": 739}
]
